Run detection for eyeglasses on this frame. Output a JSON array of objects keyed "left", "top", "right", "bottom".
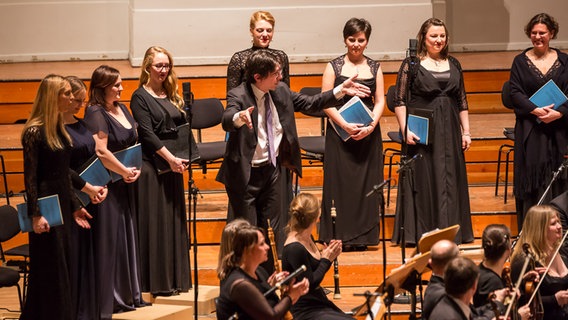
[{"left": 152, "top": 63, "right": 171, "bottom": 71}]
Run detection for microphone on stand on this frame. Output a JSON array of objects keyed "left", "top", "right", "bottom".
[
  {"left": 396, "top": 153, "right": 423, "bottom": 173},
  {"left": 183, "top": 82, "right": 194, "bottom": 111},
  {"left": 408, "top": 39, "right": 418, "bottom": 58},
  {"left": 366, "top": 178, "right": 393, "bottom": 197}
]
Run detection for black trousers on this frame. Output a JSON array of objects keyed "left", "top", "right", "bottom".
[{"left": 226, "top": 163, "right": 283, "bottom": 274}]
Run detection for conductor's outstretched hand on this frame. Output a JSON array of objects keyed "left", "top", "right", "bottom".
[{"left": 341, "top": 74, "right": 371, "bottom": 98}]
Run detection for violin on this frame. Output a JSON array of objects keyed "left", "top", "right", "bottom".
[
  {"left": 523, "top": 244, "right": 544, "bottom": 320},
  {"left": 502, "top": 266, "right": 518, "bottom": 317},
  {"left": 488, "top": 292, "right": 501, "bottom": 319}
]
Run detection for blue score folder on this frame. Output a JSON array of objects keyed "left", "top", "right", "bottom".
[
  {"left": 110, "top": 143, "right": 142, "bottom": 182},
  {"left": 330, "top": 96, "right": 374, "bottom": 141},
  {"left": 76, "top": 157, "right": 111, "bottom": 206},
  {"left": 529, "top": 79, "right": 568, "bottom": 110},
  {"left": 17, "top": 194, "right": 63, "bottom": 232}
]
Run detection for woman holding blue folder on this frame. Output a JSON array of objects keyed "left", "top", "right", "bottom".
[
  {"left": 319, "top": 18, "right": 385, "bottom": 250},
  {"left": 84, "top": 65, "right": 148, "bottom": 319},
  {"left": 391, "top": 18, "right": 473, "bottom": 246},
  {"left": 510, "top": 13, "right": 568, "bottom": 229},
  {"left": 20, "top": 74, "right": 93, "bottom": 320}
]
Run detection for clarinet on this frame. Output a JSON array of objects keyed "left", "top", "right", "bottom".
[{"left": 331, "top": 200, "right": 341, "bottom": 299}]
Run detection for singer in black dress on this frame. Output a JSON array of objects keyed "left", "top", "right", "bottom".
[
  {"left": 63, "top": 76, "right": 108, "bottom": 320},
  {"left": 319, "top": 18, "right": 385, "bottom": 248},
  {"left": 510, "top": 13, "right": 568, "bottom": 229},
  {"left": 130, "top": 46, "right": 191, "bottom": 296},
  {"left": 282, "top": 193, "right": 351, "bottom": 319},
  {"left": 392, "top": 18, "right": 473, "bottom": 245},
  {"left": 20, "top": 75, "right": 92, "bottom": 320},
  {"left": 84, "top": 65, "right": 147, "bottom": 319}
]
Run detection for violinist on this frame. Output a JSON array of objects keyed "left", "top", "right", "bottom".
[
  {"left": 474, "top": 224, "right": 512, "bottom": 307},
  {"left": 511, "top": 205, "right": 568, "bottom": 320}
]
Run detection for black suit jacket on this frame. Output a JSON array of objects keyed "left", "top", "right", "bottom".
[
  {"left": 428, "top": 295, "right": 469, "bottom": 320},
  {"left": 216, "top": 82, "right": 338, "bottom": 190},
  {"left": 423, "top": 275, "right": 445, "bottom": 320}
]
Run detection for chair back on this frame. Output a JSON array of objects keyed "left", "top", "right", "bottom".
[
  {"left": 0, "top": 205, "right": 20, "bottom": 262},
  {"left": 0, "top": 205, "right": 20, "bottom": 243},
  {"left": 501, "top": 81, "right": 513, "bottom": 109},
  {"left": 386, "top": 85, "right": 397, "bottom": 113},
  {"left": 190, "top": 98, "right": 224, "bottom": 130}
]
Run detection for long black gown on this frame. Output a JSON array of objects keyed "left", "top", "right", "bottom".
[
  {"left": 282, "top": 242, "right": 353, "bottom": 319},
  {"left": 20, "top": 126, "right": 80, "bottom": 320},
  {"left": 319, "top": 55, "right": 383, "bottom": 246},
  {"left": 130, "top": 87, "right": 191, "bottom": 295},
  {"left": 66, "top": 118, "right": 100, "bottom": 319},
  {"left": 392, "top": 56, "right": 474, "bottom": 245},
  {"left": 84, "top": 104, "right": 147, "bottom": 319}
]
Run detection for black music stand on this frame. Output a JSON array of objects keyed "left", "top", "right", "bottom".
[
  {"left": 353, "top": 250, "right": 431, "bottom": 320},
  {"left": 183, "top": 82, "right": 202, "bottom": 320}
]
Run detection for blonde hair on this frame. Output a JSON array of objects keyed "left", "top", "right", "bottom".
[
  {"left": 216, "top": 219, "right": 251, "bottom": 279},
  {"left": 22, "top": 74, "right": 72, "bottom": 150},
  {"left": 140, "top": 46, "right": 185, "bottom": 110},
  {"left": 511, "top": 205, "right": 561, "bottom": 266},
  {"left": 286, "top": 193, "right": 320, "bottom": 233},
  {"left": 249, "top": 11, "right": 275, "bottom": 30}
]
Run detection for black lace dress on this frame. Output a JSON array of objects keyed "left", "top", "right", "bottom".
[
  {"left": 84, "top": 104, "right": 147, "bottom": 319},
  {"left": 20, "top": 126, "right": 81, "bottom": 320},
  {"left": 319, "top": 55, "right": 383, "bottom": 246},
  {"left": 66, "top": 118, "right": 100, "bottom": 319},
  {"left": 391, "top": 56, "right": 474, "bottom": 245},
  {"left": 130, "top": 87, "right": 191, "bottom": 296},
  {"left": 226, "top": 46, "right": 290, "bottom": 93},
  {"left": 510, "top": 48, "right": 568, "bottom": 226}
]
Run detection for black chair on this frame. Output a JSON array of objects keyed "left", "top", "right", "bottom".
[
  {"left": 495, "top": 81, "right": 515, "bottom": 203},
  {"left": 190, "top": 98, "right": 227, "bottom": 174},
  {"left": 0, "top": 204, "right": 30, "bottom": 303},
  {"left": 384, "top": 85, "right": 402, "bottom": 207},
  {"left": 0, "top": 266, "right": 22, "bottom": 312},
  {"left": 0, "top": 153, "right": 10, "bottom": 205},
  {"left": 298, "top": 87, "right": 326, "bottom": 163},
  {"left": 295, "top": 87, "right": 326, "bottom": 194}
]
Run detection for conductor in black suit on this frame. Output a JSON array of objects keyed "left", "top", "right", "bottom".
[{"left": 216, "top": 49, "right": 370, "bottom": 272}]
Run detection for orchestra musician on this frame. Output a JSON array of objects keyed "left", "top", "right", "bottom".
[
  {"left": 473, "top": 224, "right": 532, "bottom": 319},
  {"left": 216, "top": 224, "right": 309, "bottom": 320},
  {"left": 422, "top": 240, "right": 514, "bottom": 320},
  {"left": 281, "top": 193, "right": 350, "bottom": 319},
  {"left": 511, "top": 205, "right": 568, "bottom": 320}
]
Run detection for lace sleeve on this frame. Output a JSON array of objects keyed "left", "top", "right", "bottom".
[
  {"left": 227, "top": 51, "right": 246, "bottom": 94},
  {"left": 277, "top": 51, "right": 290, "bottom": 87},
  {"left": 394, "top": 58, "right": 412, "bottom": 107},
  {"left": 450, "top": 56, "right": 469, "bottom": 111},
  {"left": 22, "top": 126, "right": 42, "bottom": 217}
]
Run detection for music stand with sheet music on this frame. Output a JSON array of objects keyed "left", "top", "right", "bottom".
[
  {"left": 353, "top": 250, "right": 431, "bottom": 319},
  {"left": 353, "top": 224, "right": 460, "bottom": 319}
]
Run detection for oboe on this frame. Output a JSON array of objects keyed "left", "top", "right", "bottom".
[
  {"left": 267, "top": 219, "right": 294, "bottom": 320},
  {"left": 331, "top": 200, "right": 341, "bottom": 299}
]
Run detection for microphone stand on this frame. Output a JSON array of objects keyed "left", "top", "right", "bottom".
[
  {"left": 512, "top": 156, "right": 568, "bottom": 250},
  {"left": 183, "top": 82, "right": 200, "bottom": 320},
  {"left": 393, "top": 39, "right": 422, "bottom": 308},
  {"left": 366, "top": 178, "right": 392, "bottom": 285}
]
